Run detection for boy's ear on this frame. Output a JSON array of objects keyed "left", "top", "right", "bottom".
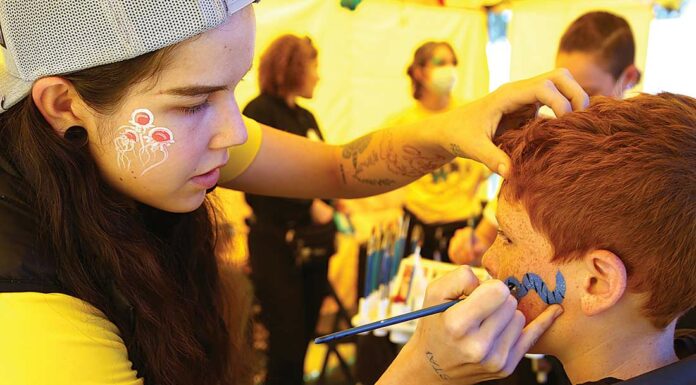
[
  {"left": 579, "top": 249, "right": 627, "bottom": 316},
  {"left": 617, "top": 64, "right": 641, "bottom": 92}
]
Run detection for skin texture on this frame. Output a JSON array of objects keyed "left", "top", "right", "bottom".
[{"left": 482, "top": 196, "right": 564, "bottom": 326}]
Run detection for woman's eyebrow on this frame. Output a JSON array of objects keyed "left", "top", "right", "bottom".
[{"left": 159, "top": 84, "right": 229, "bottom": 97}]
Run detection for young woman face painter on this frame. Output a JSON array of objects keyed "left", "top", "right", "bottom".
[{"left": 0, "top": 1, "right": 587, "bottom": 384}]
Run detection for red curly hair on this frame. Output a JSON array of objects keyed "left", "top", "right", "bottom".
[
  {"left": 258, "top": 34, "right": 317, "bottom": 97},
  {"left": 496, "top": 93, "right": 696, "bottom": 328}
]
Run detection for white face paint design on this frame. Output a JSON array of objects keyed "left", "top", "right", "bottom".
[{"left": 114, "top": 109, "right": 176, "bottom": 176}]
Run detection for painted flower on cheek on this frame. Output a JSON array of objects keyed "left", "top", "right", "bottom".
[{"left": 113, "top": 108, "right": 175, "bottom": 176}]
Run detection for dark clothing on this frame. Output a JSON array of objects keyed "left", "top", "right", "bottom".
[
  {"left": 243, "top": 93, "right": 322, "bottom": 226},
  {"left": 0, "top": 152, "right": 62, "bottom": 294},
  {"left": 243, "top": 93, "right": 333, "bottom": 385},
  {"left": 247, "top": 226, "right": 329, "bottom": 385},
  {"left": 677, "top": 307, "right": 696, "bottom": 329},
  {"left": 404, "top": 206, "right": 472, "bottom": 263}
]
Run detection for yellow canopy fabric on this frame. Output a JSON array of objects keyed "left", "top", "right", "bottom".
[{"left": 236, "top": 0, "right": 489, "bottom": 143}]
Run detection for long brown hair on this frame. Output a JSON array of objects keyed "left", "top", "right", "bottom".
[{"left": 0, "top": 49, "right": 253, "bottom": 384}]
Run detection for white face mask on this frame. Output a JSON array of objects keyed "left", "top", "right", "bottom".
[{"left": 427, "top": 65, "right": 458, "bottom": 95}]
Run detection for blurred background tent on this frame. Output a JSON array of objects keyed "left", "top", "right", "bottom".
[
  {"left": 223, "top": 0, "right": 695, "bottom": 294},
  {"left": 235, "top": 0, "right": 491, "bottom": 144},
  {"left": 215, "top": 1, "right": 694, "bottom": 379}
]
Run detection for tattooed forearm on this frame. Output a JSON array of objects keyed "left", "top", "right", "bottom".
[
  {"left": 351, "top": 151, "right": 396, "bottom": 186},
  {"left": 353, "top": 176, "right": 396, "bottom": 186},
  {"left": 339, "top": 130, "right": 446, "bottom": 187},
  {"left": 380, "top": 132, "right": 447, "bottom": 178},
  {"left": 339, "top": 163, "right": 347, "bottom": 185},
  {"left": 342, "top": 134, "right": 373, "bottom": 169},
  {"left": 425, "top": 351, "right": 450, "bottom": 380},
  {"left": 449, "top": 143, "right": 467, "bottom": 158}
]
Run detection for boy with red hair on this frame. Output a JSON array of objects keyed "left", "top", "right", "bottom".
[{"left": 483, "top": 93, "right": 695, "bottom": 384}]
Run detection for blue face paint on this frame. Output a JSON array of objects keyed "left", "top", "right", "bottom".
[{"left": 504, "top": 270, "right": 566, "bottom": 305}]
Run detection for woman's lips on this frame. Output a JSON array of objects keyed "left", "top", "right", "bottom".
[{"left": 191, "top": 168, "right": 220, "bottom": 189}]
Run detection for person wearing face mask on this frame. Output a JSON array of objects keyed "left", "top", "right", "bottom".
[{"left": 391, "top": 41, "right": 493, "bottom": 263}]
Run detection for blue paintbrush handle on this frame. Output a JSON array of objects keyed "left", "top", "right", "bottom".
[{"left": 314, "top": 298, "right": 463, "bottom": 344}]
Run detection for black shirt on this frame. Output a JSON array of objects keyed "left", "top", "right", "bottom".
[{"left": 242, "top": 93, "right": 324, "bottom": 228}]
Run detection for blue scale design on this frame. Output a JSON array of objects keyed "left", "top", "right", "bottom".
[{"left": 504, "top": 271, "right": 566, "bottom": 305}]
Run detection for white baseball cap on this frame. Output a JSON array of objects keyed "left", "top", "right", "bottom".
[{"left": 0, "top": 0, "right": 256, "bottom": 114}]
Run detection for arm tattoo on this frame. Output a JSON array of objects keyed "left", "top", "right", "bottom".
[
  {"left": 341, "top": 134, "right": 396, "bottom": 186},
  {"left": 425, "top": 351, "right": 450, "bottom": 380},
  {"left": 352, "top": 150, "right": 396, "bottom": 186},
  {"left": 342, "top": 134, "right": 373, "bottom": 169},
  {"left": 339, "top": 163, "right": 347, "bottom": 185},
  {"left": 340, "top": 131, "right": 445, "bottom": 186},
  {"left": 380, "top": 132, "right": 447, "bottom": 178},
  {"left": 449, "top": 143, "right": 467, "bottom": 158}
]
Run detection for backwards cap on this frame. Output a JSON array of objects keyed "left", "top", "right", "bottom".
[{"left": 0, "top": 0, "right": 256, "bottom": 114}]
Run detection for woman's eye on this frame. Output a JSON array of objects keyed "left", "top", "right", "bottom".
[{"left": 180, "top": 100, "right": 210, "bottom": 115}]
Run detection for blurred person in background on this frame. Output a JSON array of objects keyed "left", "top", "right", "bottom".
[
  {"left": 243, "top": 34, "right": 336, "bottom": 385},
  {"left": 394, "top": 41, "right": 492, "bottom": 263}
]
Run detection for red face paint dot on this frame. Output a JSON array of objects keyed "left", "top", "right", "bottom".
[
  {"left": 135, "top": 112, "right": 151, "bottom": 126},
  {"left": 151, "top": 130, "right": 171, "bottom": 142},
  {"left": 125, "top": 132, "right": 137, "bottom": 141}
]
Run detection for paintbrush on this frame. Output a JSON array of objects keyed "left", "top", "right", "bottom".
[{"left": 315, "top": 281, "right": 518, "bottom": 344}]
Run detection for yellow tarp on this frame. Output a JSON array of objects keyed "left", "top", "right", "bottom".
[{"left": 236, "top": 0, "right": 490, "bottom": 143}]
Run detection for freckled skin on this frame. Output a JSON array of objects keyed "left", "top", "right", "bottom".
[{"left": 482, "top": 196, "right": 564, "bottom": 324}]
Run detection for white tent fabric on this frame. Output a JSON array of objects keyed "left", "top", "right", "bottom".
[
  {"left": 507, "top": 0, "right": 653, "bottom": 90},
  {"left": 236, "top": 0, "right": 489, "bottom": 143}
]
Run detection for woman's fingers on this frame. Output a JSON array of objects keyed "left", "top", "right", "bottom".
[
  {"left": 441, "top": 280, "right": 511, "bottom": 337},
  {"left": 546, "top": 68, "right": 590, "bottom": 112},
  {"left": 480, "top": 310, "right": 526, "bottom": 374},
  {"left": 476, "top": 295, "right": 518, "bottom": 345},
  {"left": 493, "top": 69, "right": 588, "bottom": 120},
  {"left": 424, "top": 265, "right": 481, "bottom": 306}
]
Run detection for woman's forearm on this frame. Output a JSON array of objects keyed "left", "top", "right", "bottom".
[
  {"left": 334, "top": 119, "right": 454, "bottom": 198},
  {"left": 224, "top": 115, "right": 455, "bottom": 199}
]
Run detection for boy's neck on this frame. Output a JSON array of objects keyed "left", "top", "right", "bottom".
[{"left": 560, "top": 320, "right": 678, "bottom": 384}]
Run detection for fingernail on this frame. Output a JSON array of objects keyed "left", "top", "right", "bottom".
[
  {"left": 498, "top": 163, "right": 509, "bottom": 176},
  {"left": 554, "top": 306, "right": 564, "bottom": 318}
]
